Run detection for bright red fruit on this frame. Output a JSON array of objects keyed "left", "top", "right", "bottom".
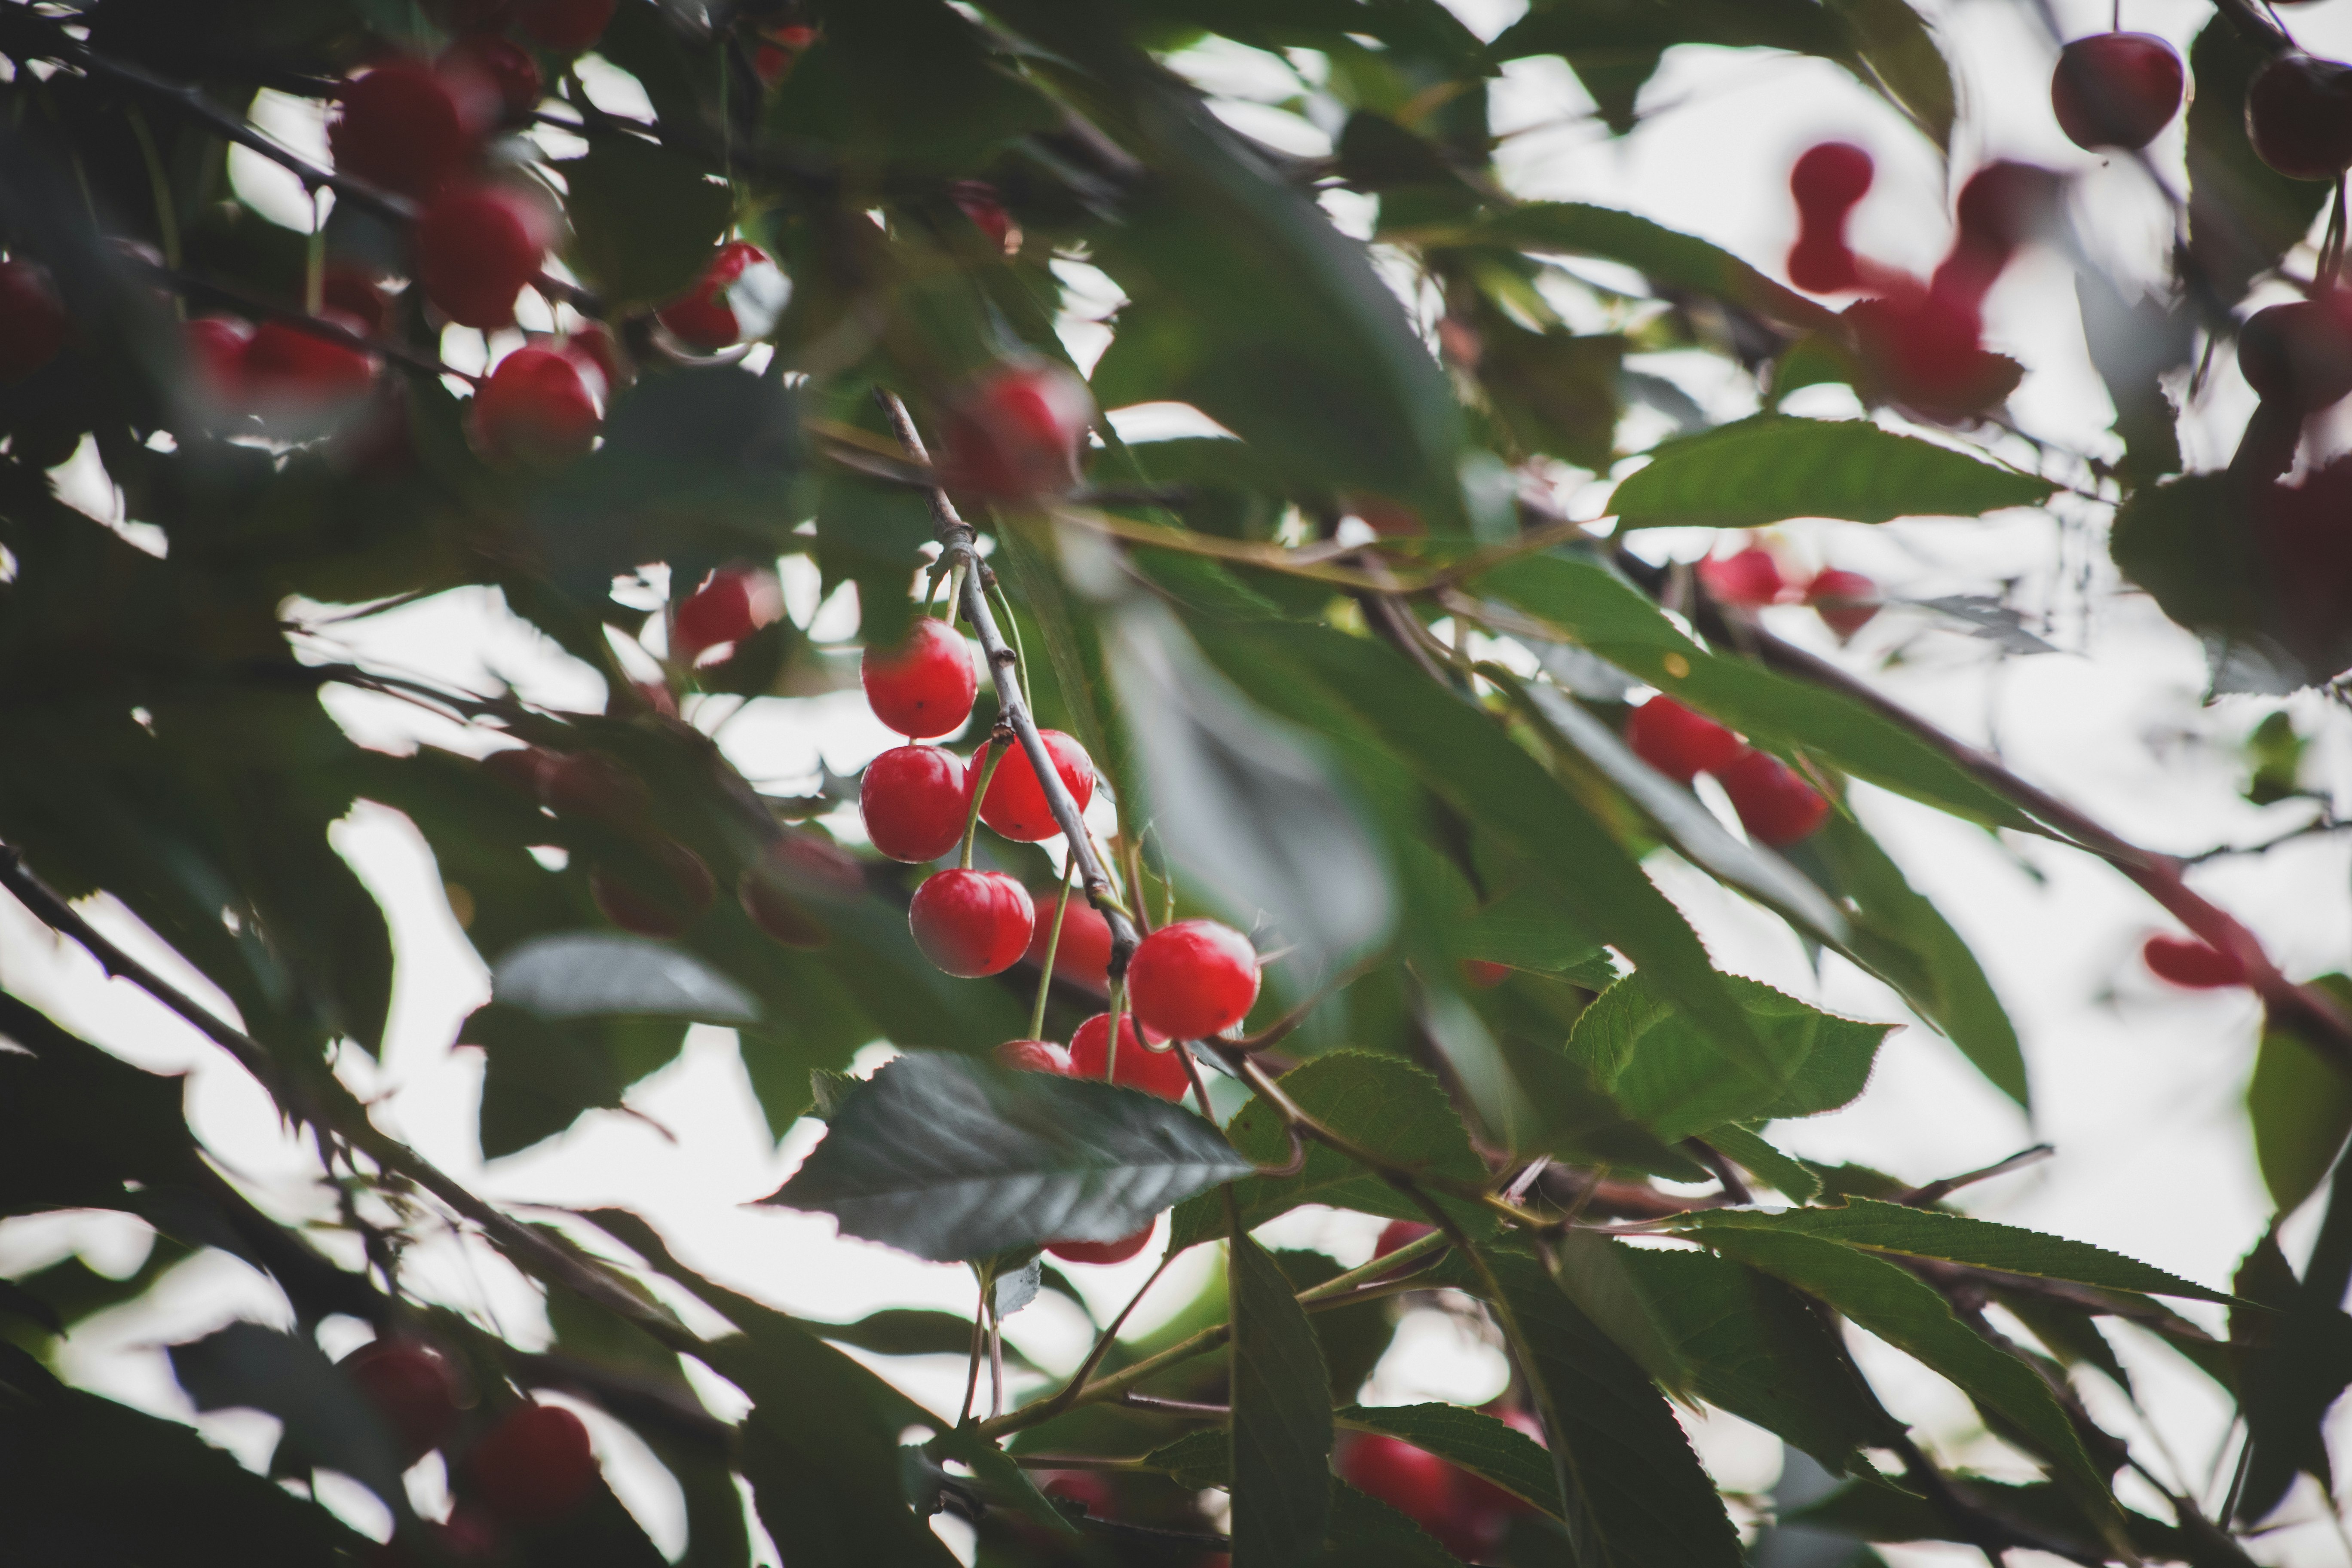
[
  {"left": 2248, "top": 55, "right": 2352, "bottom": 181},
  {"left": 514, "top": 0, "right": 616, "bottom": 52},
  {"left": 860, "top": 618, "right": 979, "bottom": 739},
  {"left": 940, "top": 361, "right": 1095, "bottom": 499},
  {"left": 859, "top": 745, "right": 969, "bottom": 863},
  {"left": 1049, "top": 1225, "right": 1156, "bottom": 1265},
  {"left": 184, "top": 316, "right": 254, "bottom": 405},
  {"left": 2144, "top": 934, "right": 2248, "bottom": 989},
  {"left": 658, "top": 241, "right": 790, "bottom": 351},
  {"left": 0, "top": 258, "right": 66, "bottom": 382},
  {"left": 341, "top": 1339, "right": 460, "bottom": 1465},
  {"left": 2052, "top": 34, "right": 2184, "bottom": 151},
  {"left": 329, "top": 59, "right": 494, "bottom": 201},
  {"left": 949, "top": 179, "right": 1019, "bottom": 253},
  {"left": 1127, "top": 919, "right": 1260, "bottom": 1040},
  {"left": 1069, "top": 1012, "right": 1188, "bottom": 1101},
  {"left": 1786, "top": 142, "right": 1873, "bottom": 294},
  {"left": 1806, "top": 567, "right": 1880, "bottom": 637},
  {"left": 1338, "top": 1435, "right": 1463, "bottom": 1546},
  {"left": 442, "top": 34, "right": 543, "bottom": 121},
  {"left": 2239, "top": 297, "right": 2352, "bottom": 413},
  {"left": 1699, "top": 546, "right": 1786, "bottom": 607},
  {"left": 1717, "top": 750, "right": 1831, "bottom": 846},
  {"left": 976, "top": 730, "right": 1096, "bottom": 842},
  {"left": 1027, "top": 894, "right": 1114, "bottom": 993},
  {"left": 909, "top": 869, "right": 1034, "bottom": 977},
  {"left": 1375, "top": 1218, "right": 1435, "bottom": 1264},
  {"left": 471, "top": 346, "right": 601, "bottom": 464},
  {"left": 590, "top": 840, "right": 715, "bottom": 937},
  {"left": 995, "top": 1038, "right": 1070, "bottom": 1073},
  {"left": 416, "top": 183, "right": 551, "bottom": 330},
  {"left": 241, "top": 317, "right": 379, "bottom": 420},
  {"left": 322, "top": 266, "right": 390, "bottom": 334},
  {"left": 672, "top": 565, "right": 783, "bottom": 662},
  {"left": 468, "top": 1403, "right": 597, "bottom": 1523},
  {"left": 1845, "top": 285, "right": 2020, "bottom": 418},
  {"left": 1624, "top": 695, "right": 1744, "bottom": 784}
]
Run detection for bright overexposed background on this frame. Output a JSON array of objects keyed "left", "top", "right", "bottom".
[{"left": 10, "top": 0, "right": 2352, "bottom": 1562}]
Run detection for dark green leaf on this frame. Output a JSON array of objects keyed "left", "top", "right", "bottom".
[
  {"left": 168, "top": 1322, "right": 407, "bottom": 1507},
  {"left": 2248, "top": 977, "right": 2352, "bottom": 1214},
  {"left": 1824, "top": 0, "right": 1955, "bottom": 150},
  {"left": 1338, "top": 1403, "right": 1559, "bottom": 1518},
  {"left": 491, "top": 931, "right": 760, "bottom": 1022},
  {"left": 2234, "top": 1147, "right": 2352, "bottom": 1521},
  {"left": 1701, "top": 1122, "right": 1823, "bottom": 1202},
  {"left": 1229, "top": 1229, "right": 1334, "bottom": 1566},
  {"left": 1610, "top": 416, "right": 2053, "bottom": 530},
  {"left": 928, "top": 1426, "right": 1076, "bottom": 1537},
  {"left": 1785, "top": 1473, "right": 2252, "bottom": 1567},
  {"left": 465, "top": 1001, "right": 692, "bottom": 1160},
  {"left": 763, "top": 1051, "right": 1253, "bottom": 1262},
  {"left": 558, "top": 139, "right": 734, "bottom": 312},
  {"left": 1545, "top": 1230, "right": 1687, "bottom": 1387}
]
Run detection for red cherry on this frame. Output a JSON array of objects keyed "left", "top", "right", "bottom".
[
  {"left": 1068, "top": 1012, "right": 1188, "bottom": 1101},
  {"left": 0, "top": 258, "right": 66, "bottom": 382},
  {"left": 416, "top": 183, "right": 551, "bottom": 331},
  {"left": 471, "top": 346, "right": 601, "bottom": 465},
  {"left": 1461, "top": 959, "right": 1511, "bottom": 989},
  {"left": 2248, "top": 55, "right": 2352, "bottom": 181},
  {"left": 2052, "top": 34, "right": 2185, "bottom": 151},
  {"left": 995, "top": 1038, "right": 1071, "bottom": 1073},
  {"left": 241, "top": 316, "right": 379, "bottom": 420},
  {"left": 949, "top": 180, "right": 1019, "bottom": 253},
  {"left": 860, "top": 618, "right": 979, "bottom": 739},
  {"left": 1624, "top": 695, "right": 1745, "bottom": 784},
  {"left": 1375, "top": 1218, "right": 1434, "bottom": 1265},
  {"left": 859, "top": 745, "right": 970, "bottom": 863},
  {"left": 513, "top": 0, "right": 616, "bottom": 52},
  {"left": 1048, "top": 1224, "right": 1156, "bottom": 1265},
  {"left": 1128, "top": 919, "right": 1260, "bottom": 1040},
  {"left": 1025, "top": 893, "right": 1113, "bottom": 994},
  {"left": 1037, "top": 1469, "right": 1115, "bottom": 1519},
  {"left": 1844, "top": 286, "right": 2017, "bottom": 417},
  {"left": 940, "top": 361, "right": 1095, "bottom": 499},
  {"left": 184, "top": 316, "right": 254, "bottom": 406},
  {"left": 909, "top": 869, "right": 1034, "bottom": 977},
  {"left": 2143, "top": 934, "right": 2248, "bottom": 989},
  {"left": 1791, "top": 141, "right": 1873, "bottom": 216},
  {"left": 468, "top": 1403, "right": 597, "bottom": 1523},
  {"left": 441, "top": 34, "right": 543, "bottom": 121},
  {"left": 657, "top": 241, "right": 789, "bottom": 351},
  {"left": 2239, "top": 297, "right": 2352, "bottom": 413},
  {"left": 975, "top": 730, "right": 1095, "bottom": 842},
  {"left": 589, "top": 839, "right": 714, "bottom": 937},
  {"left": 1716, "top": 750, "right": 1831, "bottom": 846},
  {"left": 1788, "top": 234, "right": 1860, "bottom": 294},
  {"left": 673, "top": 565, "right": 783, "bottom": 662},
  {"left": 1698, "top": 546, "right": 1786, "bottom": 607},
  {"left": 735, "top": 838, "right": 839, "bottom": 950},
  {"left": 1933, "top": 162, "right": 2058, "bottom": 307},
  {"left": 1805, "top": 568, "right": 1880, "bottom": 638},
  {"left": 330, "top": 59, "right": 494, "bottom": 201},
  {"left": 1337, "top": 1435, "right": 1462, "bottom": 1544},
  {"left": 341, "top": 1339, "right": 461, "bottom": 1466},
  {"left": 566, "top": 322, "right": 631, "bottom": 397}
]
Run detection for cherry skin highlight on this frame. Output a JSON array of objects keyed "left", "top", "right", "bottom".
[
  {"left": 1717, "top": 749, "right": 1831, "bottom": 846},
  {"left": 1068, "top": 1012, "right": 1188, "bottom": 1101},
  {"left": 416, "top": 184, "right": 551, "bottom": 331},
  {"left": 908, "top": 869, "right": 1034, "bottom": 977},
  {"left": 2052, "top": 34, "right": 2185, "bottom": 151},
  {"left": 672, "top": 565, "right": 782, "bottom": 663},
  {"left": 1806, "top": 567, "right": 1881, "bottom": 638},
  {"left": 329, "top": 59, "right": 493, "bottom": 202},
  {"left": 940, "top": 361, "right": 1095, "bottom": 499},
  {"left": 0, "top": 258, "right": 66, "bottom": 382},
  {"left": 994, "top": 1038, "right": 1070, "bottom": 1074},
  {"left": 468, "top": 1403, "right": 597, "bottom": 1523},
  {"left": 1024, "top": 893, "right": 1114, "bottom": 993},
  {"left": 2248, "top": 55, "right": 2352, "bottom": 181},
  {"left": 859, "top": 745, "right": 969, "bottom": 864},
  {"left": 470, "top": 346, "right": 601, "bottom": 465},
  {"left": 860, "top": 618, "right": 978, "bottom": 739},
  {"left": 2144, "top": 934, "right": 2247, "bottom": 989},
  {"left": 1048, "top": 1224, "right": 1155, "bottom": 1265},
  {"left": 1624, "top": 695, "right": 1744, "bottom": 784},
  {"left": 1127, "top": 919, "right": 1260, "bottom": 1041},
  {"left": 340, "top": 1339, "right": 460, "bottom": 1465},
  {"left": 976, "top": 730, "right": 1096, "bottom": 843}
]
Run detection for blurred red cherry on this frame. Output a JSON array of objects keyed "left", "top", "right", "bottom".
[
  {"left": 241, "top": 315, "right": 379, "bottom": 423},
  {"left": 1068, "top": 1012, "right": 1188, "bottom": 1100},
  {"left": 0, "top": 258, "right": 66, "bottom": 382},
  {"left": 1716, "top": 750, "right": 1831, "bottom": 846},
  {"left": 1805, "top": 567, "right": 1880, "bottom": 637},
  {"left": 468, "top": 1402, "right": 597, "bottom": 1523},
  {"left": 1338, "top": 1435, "right": 1467, "bottom": 1550},
  {"left": 940, "top": 361, "right": 1094, "bottom": 499},
  {"left": 1048, "top": 1224, "right": 1156, "bottom": 1265},
  {"left": 1698, "top": 546, "right": 1787, "bottom": 608},
  {"left": 1025, "top": 891, "right": 1113, "bottom": 993},
  {"left": 416, "top": 183, "right": 553, "bottom": 331},
  {"left": 672, "top": 564, "right": 783, "bottom": 663},
  {"left": 2248, "top": 54, "right": 2352, "bottom": 181},
  {"left": 1786, "top": 142, "right": 1873, "bottom": 294},
  {"left": 330, "top": 58, "right": 495, "bottom": 201},
  {"left": 1625, "top": 695, "right": 1745, "bottom": 783},
  {"left": 994, "top": 1038, "right": 1070, "bottom": 1073},
  {"left": 470, "top": 346, "right": 601, "bottom": 464},
  {"left": 340, "top": 1339, "right": 461, "bottom": 1466},
  {"left": 1461, "top": 959, "right": 1511, "bottom": 988},
  {"left": 658, "top": 241, "right": 790, "bottom": 351},
  {"left": 184, "top": 316, "right": 254, "bottom": 407},
  {"left": 589, "top": 839, "right": 714, "bottom": 937},
  {"left": 442, "top": 34, "right": 544, "bottom": 121},
  {"left": 2239, "top": 295, "right": 2352, "bottom": 413},
  {"left": 949, "top": 179, "right": 1020, "bottom": 253}
]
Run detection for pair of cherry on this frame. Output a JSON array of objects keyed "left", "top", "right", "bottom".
[
  {"left": 1700, "top": 545, "right": 1880, "bottom": 640},
  {"left": 1626, "top": 695, "right": 1831, "bottom": 846}
]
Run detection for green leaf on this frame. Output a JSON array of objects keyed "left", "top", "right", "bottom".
[
  {"left": 1568, "top": 970, "right": 1892, "bottom": 1142},
  {"left": 1446, "top": 887, "right": 1616, "bottom": 982},
  {"left": 558, "top": 138, "right": 734, "bottom": 312},
  {"left": 1168, "top": 1051, "right": 1493, "bottom": 1253},
  {"left": 928, "top": 1427, "right": 1076, "bottom": 1538},
  {"left": 1324, "top": 1478, "right": 1470, "bottom": 1566},
  {"left": 1473, "top": 322, "right": 1623, "bottom": 471},
  {"left": 1676, "top": 1198, "right": 2242, "bottom": 1304},
  {"left": 762, "top": 1051, "right": 1253, "bottom": 1262},
  {"left": 1609, "top": 416, "right": 2053, "bottom": 530},
  {"left": 1667, "top": 1223, "right": 2112, "bottom": 1504},
  {"left": 465, "top": 1001, "right": 692, "bottom": 1159},
  {"left": 1545, "top": 1230, "right": 1687, "bottom": 1388},
  {"left": 1229, "top": 1229, "right": 1335, "bottom": 1566},
  {"left": 2249, "top": 977, "right": 2352, "bottom": 1214},
  {"left": 2233, "top": 1150, "right": 2352, "bottom": 1522},
  {"left": 1824, "top": 0, "right": 1955, "bottom": 150},
  {"left": 168, "top": 1322, "right": 407, "bottom": 1509},
  {"left": 1614, "top": 1246, "right": 1902, "bottom": 1471},
  {"left": 1702, "top": 1122, "right": 1823, "bottom": 1202},
  {"left": 1786, "top": 1473, "right": 2254, "bottom": 1567},
  {"left": 1338, "top": 1403, "right": 1558, "bottom": 1518},
  {"left": 2185, "top": 16, "right": 2335, "bottom": 306},
  {"left": 490, "top": 932, "right": 760, "bottom": 1023}
]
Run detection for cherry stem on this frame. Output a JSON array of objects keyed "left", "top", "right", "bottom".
[
  {"left": 959, "top": 739, "right": 1010, "bottom": 872},
  {"left": 1029, "top": 856, "right": 1075, "bottom": 1042},
  {"left": 1105, "top": 978, "right": 1126, "bottom": 1086}
]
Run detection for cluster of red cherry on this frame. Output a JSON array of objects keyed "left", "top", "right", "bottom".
[
  {"left": 1626, "top": 694, "right": 1829, "bottom": 847},
  {"left": 1699, "top": 542, "right": 1879, "bottom": 640},
  {"left": 342, "top": 1338, "right": 600, "bottom": 1562}
]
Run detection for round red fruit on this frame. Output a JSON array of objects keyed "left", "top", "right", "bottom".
[
  {"left": 1624, "top": 695, "right": 1744, "bottom": 784},
  {"left": 1068, "top": 1012, "right": 1188, "bottom": 1101},
  {"left": 322, "top": 266, "right": 390, "bottom": 334},
  {"left": 241, "top": 317, "right": 379, "bottom": 420},
  {"left": 330, "top": 59, "right": 494, "bottom": 202},
  {"left": 860, "top": 618, "right": 978, "bottom": 739},
  {"left": 2239, "top": 298, "right": 2352, "bottom": 413},
  {"left": 341, "top": 1338, "right": 461, "bottom": 1465},
  {"left": 2249, "top": 55, "right": 2352, "bottom": 181},
  {"left": 589, "top": 840, "right": 714, "bottom": 937},
  {"left": 2052, "top": 34, "right": 2184, "bottom": 151},
  {"left": 1805, "top": 567, "right": 1880, "bottom": 638},
  {"left": 184, "top": 316, "right": 254, "bottom": 406},
  {"left": 1338, "top": 1434, "right": 1461, "bottom": 1541},
  {"left": 860, "top": 745, "right": 969, "bottom": 863},
  {"left": 940, "top": 361, "right": 1095, "bottom": 499},
  {"left": 909, "top": 869, "right": 1034, "bottom": 977},
  {"left": 1049, "top": 1224, "right": 1156, "bottom": 1265},
  {"left": 1716, "top": 749, "right": 1831, "bottom": 846},
  {"left": 1788, "top": 234, "right": 1860, "bottom": 294},
  {"left": 442, "top": 34, "right": 543, "bottom": 121},
  {"left": 1698, "top": 546, "right": 1786, "bottom": 607},
  {"left": 672, "top": 564, "right": 782, "bottom": 663},
  {"left": 1791, "top": 141, "right": 1873, "bottom": 217},
  {"left": 514, "top": 0, "right": 616, "bottom": 52},
  {"left": 468, "top": 1402, "right": 597, "bottom": 1523},
  {"left": 976, "top": 730, "right": 1095, "bottom": 842},
  {"left": 1128, "top": 919, "right": 1259, "bottom": 1040},
  {"left": 417, "top": 183, "right": 551, "bottom": 331},
  {"left": 0, "top": 258, "right": 66, "bottom": 382},
  {"left": 470, "top": 346, "right": 601, "bottom": 465},
  {"left": 1026, "top": 894, "right": 1113, "bottom": 994},
  {"left": 2143, "top": 934, "right": 2247, "bottom": 989},
  {"left": 995, "top": 1038, "right": 1070, "bottom": 1073},
  {"left": 658, "top": 241, "right": 789, "bottom": 351},
  {"left": 1374, "top": 1218, "right": 1435, "bottom": 1269}
]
